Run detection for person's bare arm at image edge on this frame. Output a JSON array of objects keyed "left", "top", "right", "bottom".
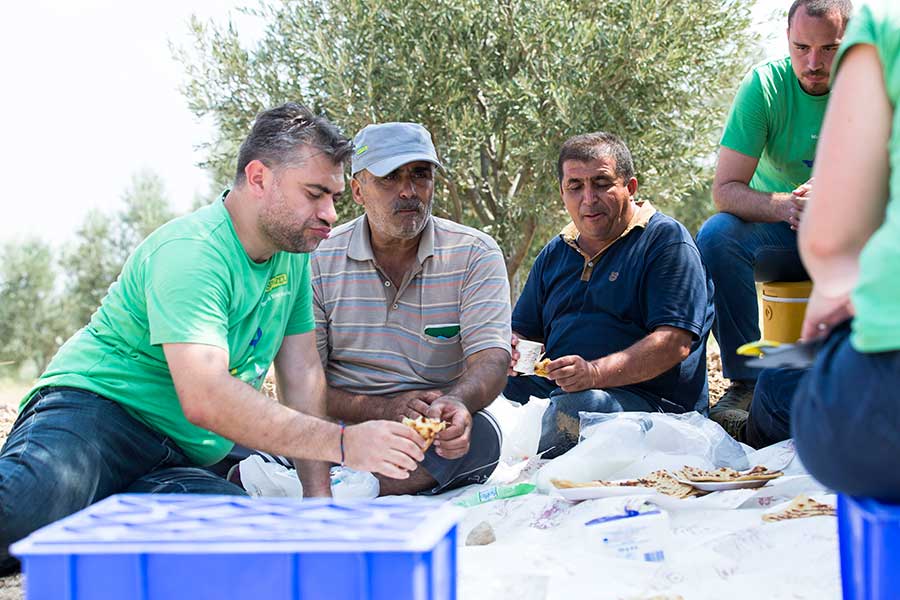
[{"left": 799, "top": 44, "right": 892, "bottom": 339}]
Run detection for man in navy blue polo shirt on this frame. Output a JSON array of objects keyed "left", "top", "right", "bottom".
[{"left": 504, "top": 132, "right": 715, "bottom": 457}]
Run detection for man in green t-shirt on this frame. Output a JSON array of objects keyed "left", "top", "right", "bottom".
[
  {"left": 696, "top": 0, "right": 851, "bottom": 441},
  {"left": 0, "top": 103, "right": 427, "bottom": 575}
]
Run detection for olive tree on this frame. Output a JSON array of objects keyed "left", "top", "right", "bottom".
[
  {"left": 0, "top": 239, "right": 69, "bottom": 375},
  {"left": 61, "top": 170, "right": 176, "bottom": 329},
  {"left": 178, "top": 0, "right": 759, "bottom": 285}
]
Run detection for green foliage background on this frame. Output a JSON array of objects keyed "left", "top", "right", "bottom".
[
  {"left": 2, "top": 0, "right": 768, "bottom": 379},
  {"left": 177, "top": 0, "right": 760, "bottom": 287},
  {"left": 0, "top": 171, "right": 176, "bottom": 378}
]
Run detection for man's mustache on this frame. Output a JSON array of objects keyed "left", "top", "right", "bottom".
[
  {"left": 803, "top": 69, "right": 827, "bottom": 77},
  {"left": 393, "top": 202, "right": 422, "bottom": 212}
]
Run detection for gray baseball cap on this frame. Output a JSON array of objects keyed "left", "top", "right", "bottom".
[{"left": 351, "top": 122, "right": 442, "bottom": 176}]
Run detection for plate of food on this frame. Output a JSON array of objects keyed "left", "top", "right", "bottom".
[
  {"left": 675, "top": 465, "right": 784, "bottom": 492},
  {"left": 552, "top": 470, "right": 706, "bottom": 501}
]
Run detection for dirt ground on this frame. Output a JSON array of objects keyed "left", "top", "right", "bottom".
[{"left": 0, "top": 353, "right": 731, "bottom": 599}]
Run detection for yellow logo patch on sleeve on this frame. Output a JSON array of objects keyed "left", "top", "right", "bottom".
[{"left": 265, "top": 273, "right": 288, "bottom": 293}]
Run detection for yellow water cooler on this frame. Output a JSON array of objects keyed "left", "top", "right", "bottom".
[{"left": 761, "top": 280, "right": 813, "bottom": 343}]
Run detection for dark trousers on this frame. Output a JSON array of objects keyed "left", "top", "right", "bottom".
[
  {"left": 746, "top": 367, "right": 806, "bottom": 449},
  {"left": 0, "top": 387, "right": 246, "bottom": 574},
  {"left": 792, "top": 324, "right": 900, "bottom": 502},
  {"left": 696, "top": 213, "right": 801, "bottom": 381}
]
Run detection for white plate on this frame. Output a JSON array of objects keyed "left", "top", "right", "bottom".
[
  {"left": 674, "top": 477, "right": 771, "bottom": 492},
  {"left": 554, "top": 484, "right": 658, "bottom": 501}
]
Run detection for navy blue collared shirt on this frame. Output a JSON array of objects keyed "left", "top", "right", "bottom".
[{"left": 512, "top": 205, "right": 714, "bottom": 413}]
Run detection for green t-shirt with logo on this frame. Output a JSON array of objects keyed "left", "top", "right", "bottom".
[
  {"left": 832, "top": 1, "right": 900, "bottom": 352},
  {"left": 27, "top": 198, "right": 315, "bottom": 465},
  {"left": 721, "top": 56, "right": 830, "bottom": 193}
]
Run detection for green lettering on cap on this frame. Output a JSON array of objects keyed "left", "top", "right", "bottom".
[{"left": 356, "top": 145, "right": 368, "bottom": 155}]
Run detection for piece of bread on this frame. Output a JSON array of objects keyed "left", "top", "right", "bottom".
[
  {"left": 552, "top": 470, "right": 704, "bottom": 499},
  {"left": 762, "top": 495, "right": 836, "bottom": 522},
  {"left": 402, "top": 416, "right": 447, "bottom": 450},
  {"left": 551, "top": 478, "right": 646, "bottom": 489},
  {"left": 533, "top": 358, "right": 552, "bottom": 377},
  {"left": 640, "top": 470, "right": 704, "bottom": 499},
  {"left": 679, "top": 465, "right": 783, "bottom": 482}
]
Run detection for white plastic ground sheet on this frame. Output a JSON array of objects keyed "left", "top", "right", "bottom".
[{"left": 446, "top": 398, "right": 841, "bottom": 600}]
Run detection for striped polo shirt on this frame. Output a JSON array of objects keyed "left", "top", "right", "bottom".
[{"left": 311, "top": 214, "right": 512, "bottom": 395}]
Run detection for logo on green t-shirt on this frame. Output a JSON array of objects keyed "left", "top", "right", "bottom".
[{"left": 265, "top": 273, "right": 288, "bottom": 293}]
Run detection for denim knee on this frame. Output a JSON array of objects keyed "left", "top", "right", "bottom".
[
  {"left": 696, "top": 213, "right": 745, "bottom": 265},
  {"left": 550, "top": 389, "right": 618, "bottom": 416}
]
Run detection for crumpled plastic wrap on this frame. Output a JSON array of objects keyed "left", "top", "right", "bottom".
[{"left": 453, "top": 398, "right": 840, "bottom": 599}]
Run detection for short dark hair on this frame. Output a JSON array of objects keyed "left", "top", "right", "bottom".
[
  {"left": 788, "top": 0, "right": 852, "bottom": 29},
  {"left": 556, "top": 132, "right": 635, "bottom": 185},
  {"left": 234, "top": 102, "right": 353, "bottom": 185}
]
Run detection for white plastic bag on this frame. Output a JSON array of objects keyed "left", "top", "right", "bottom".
[
  {"left": 237, "top": 454, "right": 303, "bottom": 498},
  {"left": 579, "top": 411, "right": 752, "bottom": 474},
  {"left": 534, "top": 417, "right": 646, "bottom": 493},
  {"left": 330, "top": 466, "right": 380, "bottom": 499},
  {"left": 485, "top": 395, "right": 550, "bottom": 463}
]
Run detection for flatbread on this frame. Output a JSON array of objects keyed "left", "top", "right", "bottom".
[
  {"left": 679, "top": 464, "right": 783, "bottom": 483},
  {"left": 402, "top": 416, "right": 447, "bottom": 450},
  {"left": 533, "top": 358, "right": 552, "bottom": 377},
  {"left": 640, "top": 470, "right": 704, "bottom": 499},
  {"left": 552, "top": 470, "right": 704, "bottom": 499},
  {"left": 762, "top": 495, "right": 836, "bottom": 522},
  {"left": 551, "top": 478, "right": 646, "bottom": 489}
]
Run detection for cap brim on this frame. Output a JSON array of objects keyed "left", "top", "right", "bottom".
[{"left": 355, "top": 152, "right": 443, "bottom": 176}]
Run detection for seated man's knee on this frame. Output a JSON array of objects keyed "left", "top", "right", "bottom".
[
  {"left": 539, "top": 389, "right": 619, "bottom": 457},
  {"left": 551, "top": 389, "right": 620, "bottom": 417}
]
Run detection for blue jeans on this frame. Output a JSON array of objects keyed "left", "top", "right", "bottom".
[
  {"left": 745, "top": 367, "right": 806, "bottom": 448},
  {"left": 504, "top": 376, "right": 660, "bottom": 458},
  {"left": 792, "top": 323, "right": 900, "bottom": 502},
  {"left": 696, "top": 213, "right": 800, "bottom": 381},
  {"left": 0, "top": 387, "right": 246, "bottom": 574}
]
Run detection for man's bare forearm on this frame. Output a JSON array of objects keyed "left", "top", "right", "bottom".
[
  {"left": 275, "top": 357, "right": 332, "bottom": 496},
  {"left": 591, "top": 328, "right": 692, "bottom": 389},
  {"left": 714, "top": 181, "right": 793, "bottom": 223},
  {"left": 175, "top": 369, "right": 341, "bottom": 464},
  {"left": 326, "top": 385, "right": 386, "bottom": 422},
  {"left": 443, "top": 348, "right": 510, "bottom": 413}
]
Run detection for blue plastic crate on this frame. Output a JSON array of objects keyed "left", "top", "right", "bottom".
[
  {"left": 11, "top": 494, "right": 465, "bottom": 600},
  {"left": 838, "top": 494, "right": 900, "bottom": 600}
]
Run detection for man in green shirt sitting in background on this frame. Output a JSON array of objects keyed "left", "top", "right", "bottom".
[
  {"left": 696, "top": 0, "right": 850, "bottom": 442},
  {"left": 0, "top": 103, "right": 427, "bottom": 575}
]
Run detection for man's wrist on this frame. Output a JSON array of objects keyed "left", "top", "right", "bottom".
[
  {"left": 588, "top": 360, "right": 604, "bottom": 389},
  {"left": 438, "top": 394, "right": 466, "bottom": 408},
  {"left": 773, "top": 194, "right": 794, "bottom": 221}
]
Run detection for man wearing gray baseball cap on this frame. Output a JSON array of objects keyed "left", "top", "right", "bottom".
[{"left": 310, "top": 122, "right": 513, "bottom": 494}]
